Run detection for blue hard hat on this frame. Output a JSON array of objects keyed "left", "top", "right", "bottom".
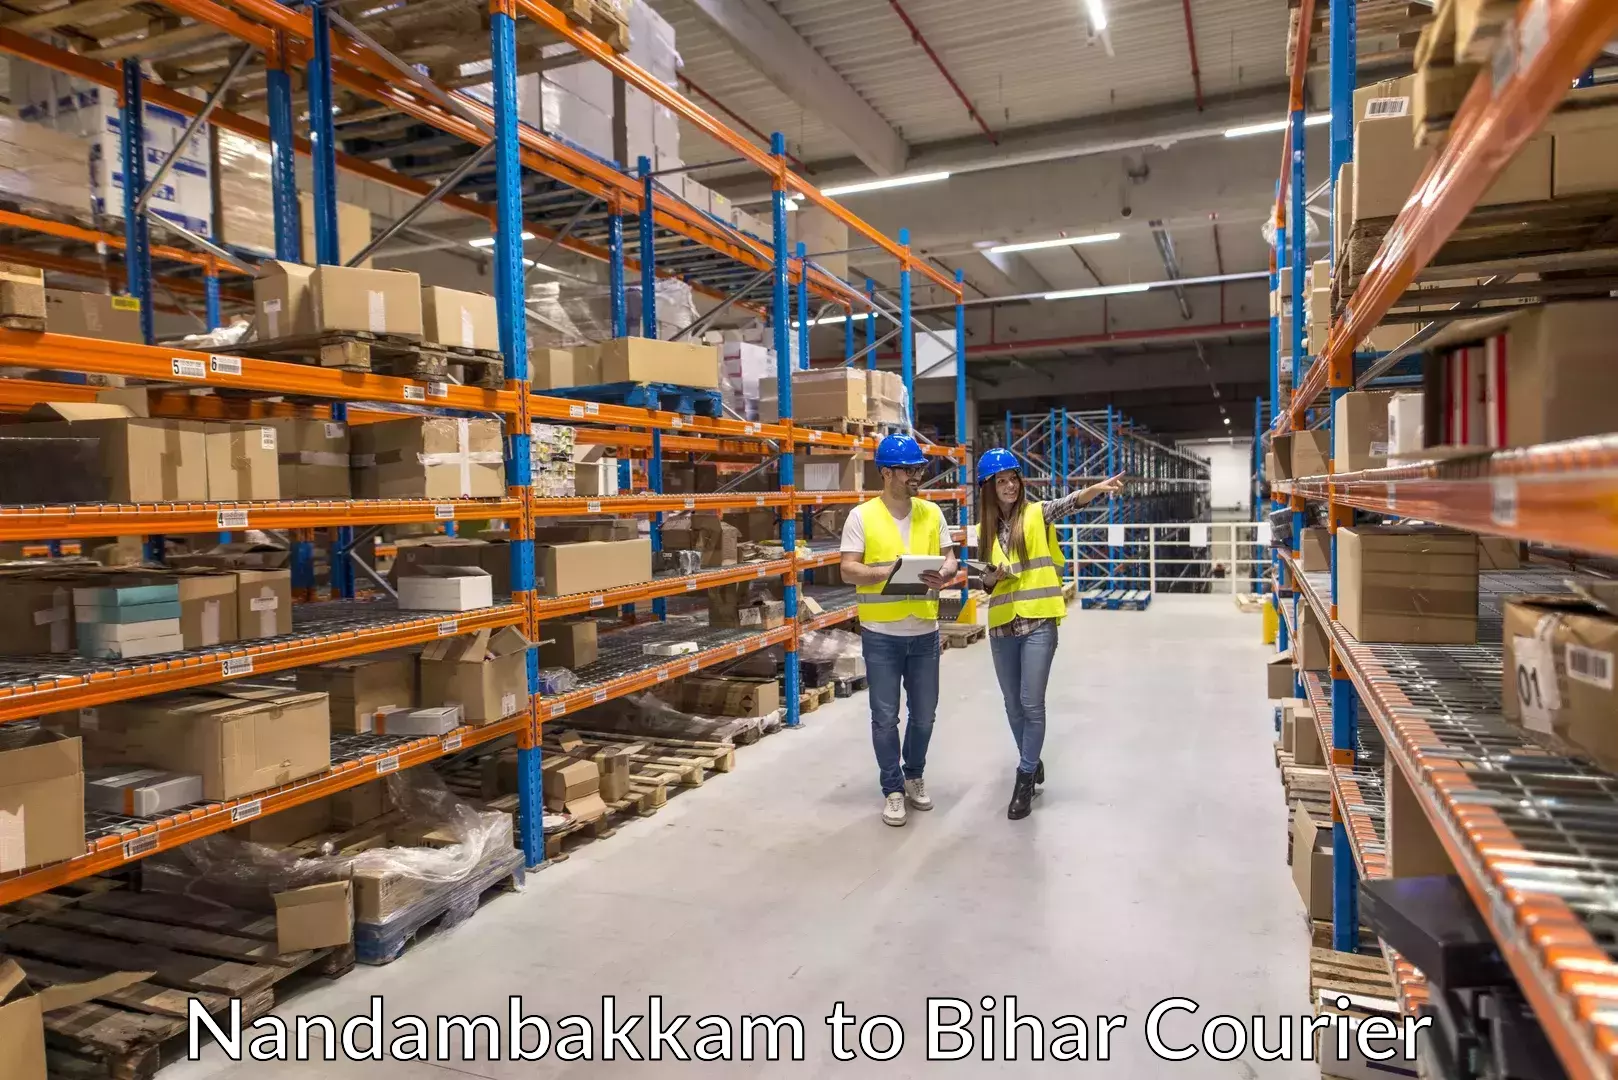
[
  {"left": 976, "top": 447, "right": 1021, "bottom": 482},
  {"left": 875, "top": 433, "right": 927, "bottom": 468}
]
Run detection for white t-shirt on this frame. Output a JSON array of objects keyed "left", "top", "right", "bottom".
[{"left": 840, "top": 500, "right": 956, "bottom": 637}]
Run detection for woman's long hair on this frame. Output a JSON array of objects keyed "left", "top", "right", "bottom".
[{"left": 978, "top": 471, "right": 1027, "bottom": 565}]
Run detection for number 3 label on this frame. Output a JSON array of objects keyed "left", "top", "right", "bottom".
[{"left": 1513, "top": 636, "right": 1560, "bottom": 734}]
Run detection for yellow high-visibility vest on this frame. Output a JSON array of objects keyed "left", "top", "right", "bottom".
[
  {"left": 854, "top": 497, "right": 944, "bottom": 624},
  {"left": 981, "top": 501, "right": 1067, "bottom": 628}
]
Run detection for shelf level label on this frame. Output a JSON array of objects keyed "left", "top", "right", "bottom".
[
  {"left": 122, "top": 834, "right": 159, "bottom": 860},
  {"left": 593, "top": 689, "right": 607, "bottom": 703},
  {"left": 209, "top": 356, "right": 242, "bottom": 376},
  {"left": 217, "top": 510, "right": 249, "bottom": 530},
  {"left": 587, "top": 501, "right": 601, "bottom": 513},
  {"left": 441, "top": 734, "right": 463, "bottom": 752},
  {"left": 434, "top": 504, "right": 456, "bottom": 520},
  {"left": 222, "top": 656, "right": 253, "bottom": 677},
  {"left": 376, "top": 756, "right": 400, "bottom": 774},
  {"left": 549, "top": 702, "right": 567, "bottom": 717},
  {"left": 231, "top": 800, "right": 262, "bottom": 823},
  {"left": 428, "top": 382, "right": 449, "bottom": 399},
  {"left": 1491, "top": 477, "right": 1518, "bottom": 527},
  {"left": 171, "top": 358, "right": 207, "bottom": 379},
  {"left": 589, "top": 595, "right": 605, "bottom": 608},
  {"left": 437, "top": 620, "right": 458, "bottom": 637}
]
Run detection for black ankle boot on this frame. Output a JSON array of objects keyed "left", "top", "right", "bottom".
[
  {"left": 1034, "top": 760, "right": 1044, "bottom": 786},
  {"left": 1007, "top": 770, "right": 1035, "bottom": 820}
]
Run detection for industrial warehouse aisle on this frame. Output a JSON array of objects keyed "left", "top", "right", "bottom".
[{"left": 169, "top": 596, "right": 1312, "bottom": 1079}]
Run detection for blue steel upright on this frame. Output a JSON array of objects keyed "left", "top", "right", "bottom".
[
  {"left": 796, "top": 242, "right": 809, "bottom": 369},
  {"left": 1289, "top": 109, "right": 1307, "bottom": 390},
  {"left": 771, "top": 133, "right": 801, "bottom": 728},
  {"left": 608, "top": 211, "right": 627, "bottom": 337},
  {"left": 898, "top": 229, "right": 914, "bottom": 424},
  {"left": 1329, "top": 0, "right": 1356, "bottom": 254},
  {"left": 307, "top": 2, "right": 340, "bottom": 266},
  {"left": 844, "top": 304, "right": 855, "bottom": 362},
  {"left": 864, "top": 277, "right": 877, "bottom": 369},
  {"left": 955, "top": 268, "right": 969, "bottom": 602},
  {"left": 638, "top": 156, "right": 657, "bottom": 338},
  {"left": 492, "top": 3, "right": 542, "bottom": 868},
  {"left": 266, "top": 37, "right": 300, "bottom": 262},
  {"left": 119, "top": 60, "right": 153, "bottom": 345},
  {"left": 205, "top": 273, "right": 221, "bottom": 331}
]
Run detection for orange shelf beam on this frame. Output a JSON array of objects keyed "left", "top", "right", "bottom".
[
  {"left": 0, "top": 498, "right": 522, "bottom": 541},
  {"left": 0, "top": 604, "right": 524, "bottom": 722},
  {"left": 0, "top": 711, "right": 524, "bottom": 904},
  {"left": 534, "top": 559, "right": 792, "bottom": 619}
]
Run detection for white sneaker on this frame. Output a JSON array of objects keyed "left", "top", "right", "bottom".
[
  {"left": 904, "top": 777, "right": 933, "bottom": 811},
  {"left": 883, "top": 792, "right": 907, "bottom": 827}
]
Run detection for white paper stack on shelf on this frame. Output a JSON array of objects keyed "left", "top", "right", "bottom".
[
  {"left": 14, "top": 65, "right": 213, "bottom": 236},
  {"left": 627, "top": 278, "right": 698, "bottom": 339},
  {"left": 719, "top": 341, "right": 774, "bottom": 421}
]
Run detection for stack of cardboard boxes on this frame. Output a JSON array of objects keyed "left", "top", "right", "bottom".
[
  {"left": 253, "top": 263, "right": 425, "bottom": 343},
  {"left": 529, "top": 337, "right": 720, "bottom": 392},
  {"left": 1502, "top": 586, "right": 1618, "bottom": 775}
]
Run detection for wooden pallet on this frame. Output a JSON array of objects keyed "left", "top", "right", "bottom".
[
  {"left": 235, "top": 330, "right": 449, "bottom": 379},
  {"left": 586, "top": 0, "right": 630, "bottom": 50},
  {"left": 0, "top": 313, "right": 45, "bottom": 332},
  {"left": 354, "top": 850, "right": 524, "bottom": 965},
  {"left": 940, "top": 622, "right": 985, "bottom": 648},
  {"left": 798, "top": 683, "right": 835, "bottom": 713},
  {"left": 0, "top": 879, "right": 352, "bottom": 1079}
]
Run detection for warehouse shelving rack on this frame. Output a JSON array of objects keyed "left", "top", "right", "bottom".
[
  {"left": 1260, "top": 1, "right": 1618, "bottom": 1075},
  {"left": 0, "top": 0, "right": 967, "bottom": 906},
  {"left": 992, "top": 407, "right": 1210, "bottom": 588}
]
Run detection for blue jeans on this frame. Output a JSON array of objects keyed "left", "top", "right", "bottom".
[
  {"left": 862, "top": 630, "right": 940, "bottom": 796},
  {"left": 989, "top": 621, "right": 1058, "bottom": 775}
]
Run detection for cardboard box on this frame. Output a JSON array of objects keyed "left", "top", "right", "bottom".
[
  {"left": 1289, "top": 699, "right": 1323, "bottom": 766},
  {"left": 593, "top": 746, "right": 630, "bottom": 802},
  {"left": 1334, "top": 162, "right": 1353, "bottom": 247},
  {"left": 1504, "top": 300, "right": 1618, "bottom": 448},
  {"left": 204, "top": 423, "right": 281, "bottom": 501},
  {"left": 1296, "top": 603, "right": 1331, "bottom": 671},
  {"left": 530, "top": 519, "right": 638, "bottom": 544},
  {"left": 681, "top": 676, "right": 780, "bottom": 718},
  {"left": 1337, "top": 526, "right": 1478, "bottom": 644},
  {"left": 1477, "top": 536, "right": 1521, "bottom": 570},
  {"left": 1548, "top": 105, "right": 1618, "bottom": 197},
  {"left": 1502, "top": 594, "right": 1618, "bottom": 772},
  {"left": 0, "top": 572, "right": 85, "bottom": 655},
  {"left": 398, "top": 567, "right": 495, "bottom": 611},
  {"left": 331, "top": 781, "right": 388, "bottom": 828},
  {"left": 1299, "top": 528, "right": 1331, "bottom": 573},
  {"left": 660, "top": 515, "right": 739, "bottom": 568},
  {"left": 0, "top": 959, "right": 151, "bottom": 1080},
  {"left": 389, "top": 537, "right": 513, "bottom": 597},
  {"left": 725, "top": 509, "right": 779, "bottom": 542},
  {"left": 421, "top": 286, "right": 498, "bottom": 351},
  {"left": 594, "top": 337, "right": 718, "bottom": 388},
  {"left": 310, "top": 265, "right": 423, "bottom": 337},
  {"left": 81, "top": 685, "right": 330, "bottom": 801},
  {"left": 175, "top": 569, "right": 239, "bottom": 650},
  {"left": 801, "top": 453, "right": 861, "bottom": 494},
  {"left": 711, "top": 593, "right": 785, "bottom": 630},
  {"left": 0, "top": 263, "right": 43, "bottom": 320},
  {"left": 531, "top": 347, "right": 594, "bottom": 389},
  {"left": 1273, "top": 429, "right": 1329, "bottom": 481},
  {"left": 376, "top": 705, "right": 462, "bottom": 735},
  {"left": 760, "top": 369, "right": 867, "bottom": 423},
  {"left": 169, "top": 541, "right": 290, "bottom": 572},
  {"left": 274, "top": 880, "right": 353, "bottom": 953},
  {"left": 253, "top": 261, "right": 316, "bottom": 339},
  {"left": 574, "top": 457, "right": 619, "bottom": 497},
  {"left": 1291, "top": 806, "right": 1333, "bottom": 920},
  {"left": 85, "top": 766, "right": 202, "bottom": 817},
  {"left": 538, "top": 619, "right": 597, "bottom": 669},
  {"left": 235, "top": 569, "right": 292, "bottom": 639},
  {"left": 0, "top": 732, "right": 84, "bottom": 873},
  {"left": 265, "top": 418, "right": 351, "bottom": 499},
  {"left": 662, "top": 461, "right": 720, "bottom": 495},
  {"left": 20, "top": 404, "right": 207, "bottom": 502},
  {"left": 1332, "top": 390, "right": 1395, "bottom": 473},
  {"left": 296, "top": 653, "right": 416, "bottom": 735},
  {"left": 352, "top": 418, "right": 505, "bottom": 499},
  {"left": 1266, "top": 650, "right": 1296, "bottom": 698},
  {"left": 1356, "top": 114, "right": 1550, "bottom": 222},
  {"left": 44, "top": 289, "right": 142, "bottom": 342},
  {"left": 234, "top": 797, "right": 332, "bottom": 846},
  {"left": 535, "top": 537, "right": 652, "bottom": 597},
  {"left": 297, "top": 193, "right": 373, "bottom": 267},
  {"left": 1385, "top": 757, "right": 1453, "bottom": 878},
  {"left": 419, "top": 626, "right": 532, "bottom": 723},
  {"left": 543, "top": 757, "right": 603, "bottom": 816},
  {"left": 1388, "top": 392, "right": 1425, "bottom": 456}
]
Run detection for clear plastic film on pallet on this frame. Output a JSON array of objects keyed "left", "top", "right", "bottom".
[
  {"left": 579, "top": 690, "right": 769, "bottom": 743},
  {"left": 527, "top": 277, "right": 698, "bottom": 347},
  {"left": 0, "top": 112, "right": 92, "bottom": 220},
  {"left": 215, "top": 129, "right": 277, "bottom": 256},
  {"left": 141, "top": 770, "right": 517, "bottom": 936}
]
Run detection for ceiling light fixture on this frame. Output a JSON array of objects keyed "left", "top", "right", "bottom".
[
  {"left": 1042, "top": 283, "right": 1151, "bottom": 301},
  {"left": 988, "top": 231, "right": 1121, "bottom": 254},
  {"left": 468, "top": 232, "right": 535, "bottom": 248},
  {"left": 1083, "top": 0, "right": 1109, "bottom": 33},
  {"left": 820, "top": 171, "right": 951, "bottom": 198},
  {"left": 1224, "top": 114, "right": 1330, "bottom": 139}
]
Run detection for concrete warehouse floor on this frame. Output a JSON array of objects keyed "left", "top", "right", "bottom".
[{"left": 168, "top": 596, "right": 1314, "bottom": 1079}]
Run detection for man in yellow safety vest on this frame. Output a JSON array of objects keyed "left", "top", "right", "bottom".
[{"left": 839, "top": 433, "right": 959, "bottom": 827}]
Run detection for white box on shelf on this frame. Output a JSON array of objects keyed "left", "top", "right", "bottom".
[{"left": 398, "top": 569, "right": 494, "bottom": 611}]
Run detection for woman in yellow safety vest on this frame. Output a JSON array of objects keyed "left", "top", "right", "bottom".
[{"left": 975, "top": 448, "right": 1124, "bottom": 819}]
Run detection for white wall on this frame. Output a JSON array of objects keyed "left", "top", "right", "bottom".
[{"left": 1180, "top": 437, "right": 1252, "bottom": 517}]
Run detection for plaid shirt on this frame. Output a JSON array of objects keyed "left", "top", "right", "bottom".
[{"left": 988, "top": 489, "right": 1087, "bottom": 639}]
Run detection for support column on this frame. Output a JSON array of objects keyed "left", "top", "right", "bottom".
[
  {"left": 954, "top": 268, "right": 967, "bottom": 447},
  {"left": 843, "top": 303, "right": 854, "bottom": 362},
  {"left": 795, "top": 242, "right": 809, "bottom": 370},
  {"left": 266, "top": 33, "right": 300, "bottom": 262},
  {"left": 608, "top": 206, "right": 627, "bottom": 338},
  {"left": 120, "top": 60, "right": 153, "bottom": 345},
  {"left": 1289, "top": 110, "right": 1307, "bottom": 389},
  {"left": 899, "top": 229, "right": 913, "bottom": 425},
  {"left": 864, "top": 277, "right": 876, "bottom": 370},
  {"left": 493, "top": 2, "right": 541, "bottom": 868},
  {"left": 1329, "top": 0, "right": 1356, "bottom": 256},
  {"left": 205, "top": 267, "right": 221, "bottom": 331},
  {"left": 638, "top": 156, "right": 656, "bottom": 338},
  {"left": 307, "top": 3, "right": 339, "bottom": 265},
  {"left": 771, "top": 133, "right": 800, "bottom": 729}
]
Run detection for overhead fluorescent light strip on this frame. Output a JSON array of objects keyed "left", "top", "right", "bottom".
[
  {"left": 1084, "top": 0, "right": 1109, "bottom": 33},
  {"left": 820, "top": 171, "right": 951, "bottom": 198},
  {"left": 1043, "top": 283, "right": 1151, "bottom": 300},
  {"left": 1224, "top": 114, "right": 1330, "bottom": 138},
  {"left": 988, "top": 232, "right": 1120, "bottom": 254},
  {"left": 468, "top": 232, "right": 535, "bottom": 248}
]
